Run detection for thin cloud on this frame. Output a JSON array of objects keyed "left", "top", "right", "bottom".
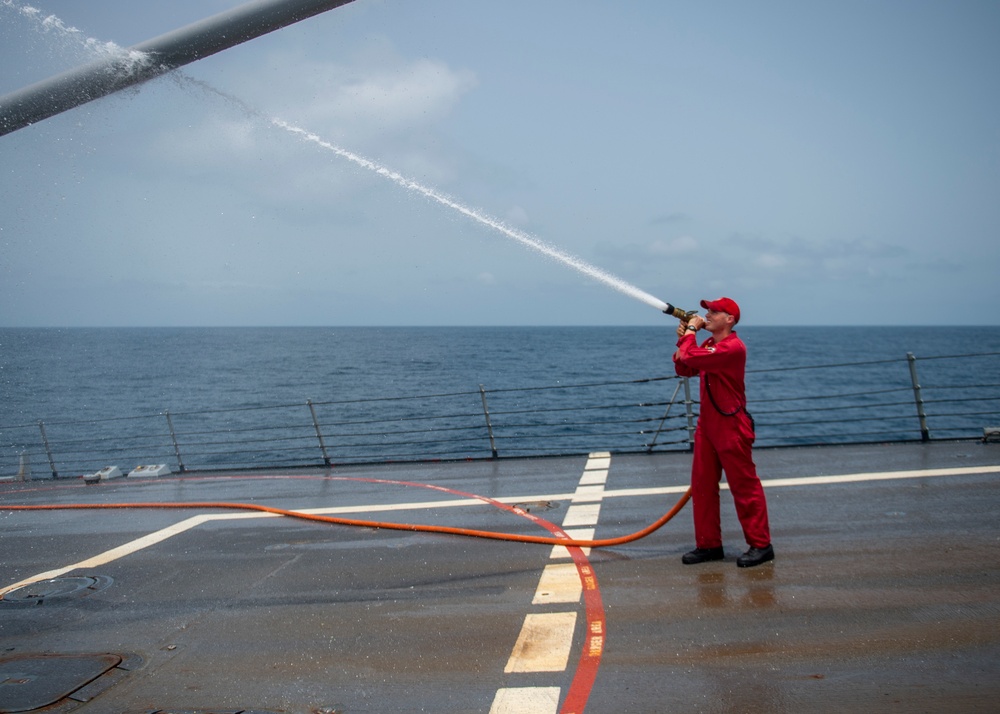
[
  {"left": 720, "top": 233, "right": 913, "bottom": 284},
  {"left": 226, "top": 41, "right": 478, "bottom": 142},
  {"left": 595, "top": 235, "right": 701, "bottom": 264},
  {"left": 142, "top": 44, "right": 479, "bottom": 208},
  {"left": 649, "top": 212, "right": 690, "bottom": 226}
]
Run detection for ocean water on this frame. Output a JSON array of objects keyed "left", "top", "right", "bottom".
[{"left": 2, "top": 326, "right": 998, "bottom": 476}]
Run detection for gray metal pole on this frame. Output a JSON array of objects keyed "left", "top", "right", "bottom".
[
  {"left": 164, "top": 411, "right": 187, "bottom": 473},
  {"left": 907, "top": 352, "right": 931, "bottom": 442},
  {"left": 307, "top": 399, "right": 332, "bottom": 467},
  {"left": 0, "top": 0, "right": 355, "bottom": 137},
  {"left": 38, "top": 420, "right": 58, "bottom": 479},
  {"left": 479, "top": 385, "right": 499, "bottom": 459},
  {"left": 646, "top": 379, "right": 684, "bottom": 452}
]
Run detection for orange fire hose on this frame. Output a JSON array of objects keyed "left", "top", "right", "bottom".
[{"left": 1, "top": 488, "right": 690, "bottom": 547}]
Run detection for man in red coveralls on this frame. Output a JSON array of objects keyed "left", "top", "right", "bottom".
[{"left": 673, "top": 297, "right": 773, "bottom": 567}]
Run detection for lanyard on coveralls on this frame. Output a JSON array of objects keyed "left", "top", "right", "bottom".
[{"left": 703, "top": 373, "right": 754, "bottom": 432}]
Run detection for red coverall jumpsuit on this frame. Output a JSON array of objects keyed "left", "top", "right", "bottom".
[{"left": 673, "top": 331, "right": 770, "bottom": 550}]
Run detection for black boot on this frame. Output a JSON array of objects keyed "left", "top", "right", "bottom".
[
  {"left": 736, "top": 544, "right": 774, "bottom": 568},
  {"left": 681, "top": 546, "right": 725, "bottom": 565}
]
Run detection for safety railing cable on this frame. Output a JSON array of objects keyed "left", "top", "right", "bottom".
[{"left": 2, "top": 351, "right": 997, "bottom": 480}]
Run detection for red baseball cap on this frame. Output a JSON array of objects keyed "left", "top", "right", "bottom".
[{"left": 700, "top": 297, "right": 740, "bottom": 324}]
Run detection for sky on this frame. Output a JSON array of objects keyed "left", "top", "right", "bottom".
[{"left": 1, "top": 0, "right": 998, "bottom": 327}]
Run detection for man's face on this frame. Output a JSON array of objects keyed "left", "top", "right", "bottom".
[{"left": 704, "top": 309, "right": 733, "bottom": 332}]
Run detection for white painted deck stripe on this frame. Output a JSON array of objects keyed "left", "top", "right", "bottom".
[
  {"left": 571, "top": 484, "right": 606, "bottom": 502},
  {"left": 759, "top": 464, "right": 1000, "bottom": 486},
  {"left": 561, "top": 502, "right": 601, "bottom": 527},
  {"left": 0, "top": 514, "right": 212, "bottom": 596},
  {"left": 494, "top": 454, "right": 609, "bottom": 710},
  {"left": 504, "top": 611, "right": 578, "bottom": 673},
  {"left": 584, "top": 455, "right": 611, "bottom": 471},
  {"left": 196, "top": 464, "right": 1000, "bottom": 520},
  {"left": 489, "top": 686, "right": 561, "bottom": 714},
  {"left": 578, "top": 468, "right": 608, "bottom": 485},
  {"left": 532, "top": 563, "right": 583, "bottom": 605}
]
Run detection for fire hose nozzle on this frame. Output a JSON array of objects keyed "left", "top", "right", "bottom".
[{"left": 662, "top": 303, "right": 698, "bottom": 321}]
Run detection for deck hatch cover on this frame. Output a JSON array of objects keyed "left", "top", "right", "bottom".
[
  {"left": 1, "top": 576, "right": 113, "bottom": 605},
  {"left": 0, "top": 653, "right": 120, "bottom": 712}
]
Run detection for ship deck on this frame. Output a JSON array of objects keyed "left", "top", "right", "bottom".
[{"left": 2, "top": 440, "right": 999, "bottom": 713}]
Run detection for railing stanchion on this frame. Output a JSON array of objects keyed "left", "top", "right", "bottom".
[
  {"left": 479, "top": 385, "right": 499, "bottom": 458},
  {"left": 682, "top": 377, "right": 697, "bottom": 451},
  {"left": 308, "top": 399, "right": 332, "bottom": 467},
  {"left": 17, "top": 451, "right": 30, "bottom": 481},
  {"left": 907, "top": 352, "right": 931, "bottom": 442},
  {"left": 38, "top": 420, "right": 58, "bottom": 478},
  {"left": 164, "top": 411, "right": 186, "bottom": 473},
  {"left": 647, "top": 379, "right": 684, "bottom": 452}
]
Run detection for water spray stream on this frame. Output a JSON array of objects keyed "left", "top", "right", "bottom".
[
  {"left": 272, "top": 119, "right": 669, "bottom": 313},
  {"left": 169, "top": 72, "right": 672, "bottom": 314}
]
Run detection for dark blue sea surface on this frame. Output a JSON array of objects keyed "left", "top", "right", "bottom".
[{"left": 2, "top": 326, "right": 998, "bottom": 476}]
